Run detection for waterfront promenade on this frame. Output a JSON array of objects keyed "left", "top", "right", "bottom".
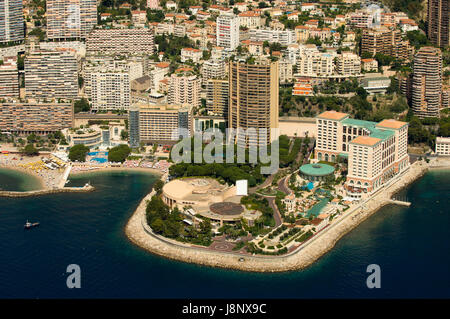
[{"left": 126, "top": 160, "right": 434, "bottom": 272}]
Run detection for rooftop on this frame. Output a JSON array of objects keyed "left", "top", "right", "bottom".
[
  {"left": 376, "top": 119, "right": 407, "bottom": 130},
  {"left": 317, "top": 110, "right": 348, "bottom": 121},
  {"left": 350, "top": 136, "right": 381, "bottom": 147},
  {"left": 300, "top": 163, "right": 335, "bottom": 177}
]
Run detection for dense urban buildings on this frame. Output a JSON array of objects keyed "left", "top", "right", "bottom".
[
  {"left": 25, "top": 50, "right": 78, "bottom": 100},
  {"left": 0, "top": 101, "right": 74, "bottom": 134},
  {"left": 86, "top": 29, "right": 155, "bottom": 55},
  {"left": 229, "top": 59, "right": 279, "bottom": 146},
  {"left": 427, "top": 0, "right": 450, "bottom": 48},
  {"left": 216, "top": 13, "right": 239, "bottom": 50},
  {"left": 0, "top": 56, "right": 19, "bottom": 97},
  {"left": 46, "top": 0, "right": 97, "bottom": 40},
  {"left": 0, "top": 0, "right": 24, "bottom": 43},
  {"left": 411, "top": 47, "right": 443, "bottom": 118},
  {"left": 315, "top": 111, "right": 409, "bottom": 197}
]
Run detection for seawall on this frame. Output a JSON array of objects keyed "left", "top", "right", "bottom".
[
  {"left": 0, "top": 185, "right": 95, "bottom": 198},
  {"left": 125, "top": 161, "right": 431, "bottom": 272}
]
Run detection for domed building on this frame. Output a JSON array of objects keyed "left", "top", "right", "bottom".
[{"left": 299, "top": 163, "right": 335, "bottom": 182}]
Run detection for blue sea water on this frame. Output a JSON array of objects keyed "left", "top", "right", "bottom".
[{"left": 0, "top": 169, "right": 449, "bottom": 298}]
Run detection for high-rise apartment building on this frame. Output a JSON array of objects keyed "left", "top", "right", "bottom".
[
  {"left": 216, "top": 13, "right": 239, "bottom": 50},
  {"left": 428, "top": 0, "right": 450, "bottom": 48},
  {"left": 0, "top": 56, "right": 19, "bottom": 97},
  {"left": 361, "top": 27, "right": 412, "bottom": 61},
  {"left": 315, "top": 111, "right": 409, "bottom": 198},
  {"left": 229, "top": 59, "right": 279, "bottom": 146},
  {"left": 206, "top": 78, "right": 228, "bottom": 118},
  {"left": 0, "top": 0, "right": 24, "bottom": 43},
  {"left": 86, "top": 29, "right": 155, "bottom": 55},
  {"left": 90, "top": 71, "right": 130, "bottom": 111},
  {"left": 0, "top": 101, "right": 74, "bottom": 134},
  {"left": 167, "top": 69, "right": 201, "bottom": 108},
  {"left": 47, "top": 0, "right": 97, "bottom": 40},
  {"left": 25, "top": 50, "right": 78, "bottom": 100},
  {"left": 411, "top": 47, "right": 443, "bottom": 118}
]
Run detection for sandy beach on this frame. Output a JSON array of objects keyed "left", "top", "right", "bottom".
[
  {"left": 125, "top": 160, "right": 440, "bottom": 272},
  {"left": 69, "top": 166, "right": 163, "bottom": 177}
]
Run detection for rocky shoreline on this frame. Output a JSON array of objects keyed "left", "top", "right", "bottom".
[{"left": 125, "top": 161, "right": 433, "bottom": 272}]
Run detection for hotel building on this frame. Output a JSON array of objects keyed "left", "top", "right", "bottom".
[
  {"left": 435, "top": 136, "right": 450, "bottom": 156},
  {"left": 315, "top": 111, "right": 409, "bottom": 197},
  {"left": 411, "top": 47, "right": 443, "bottom": 118},
  {"left": 86, "top": 29, "right": 155, "bottom": 55},
  {"left": 229, "top": 59, "right": 279, "bottom": 146},
  {"left": 0, "top": 101, "right": 74, "bottom": 134},
  {"left": 25, "top": 50, "right": 78, "bottom": 100},
  {"left": 167, "top": 69, "right": 201, "bottom": 108},
  {"left": 130, "top": 103, "right": 193, "bottom": 143},
  {"left": 46, "top": 0, "right": 97, "bottom": 40},
  {"left": 0, "top": 0, "right": 24, "bottom": 43},
  {"left": 427, "top": 0, "right": 449, "bottom": 48},
  {"left": 216, "top": 13, "right": 239, "bottom": 50},
  {"left": 0, "top": 56, "right": 19, "bottom": 97}
]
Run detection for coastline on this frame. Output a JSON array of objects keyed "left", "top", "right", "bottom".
[
  {"left": 0, "top": 164, "right": 46, "bottom": 190},
  {"left": 125, "top": 160, "right": 436, "bottom": 272}
]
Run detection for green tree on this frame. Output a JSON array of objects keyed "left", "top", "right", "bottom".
[
  {"left": 69, "top": 144, "right": 90, "bottom": 162},
  {"left": 23, "top": 144, "right": 39, "bottom": 156},
  {"left": 153, "top": 179, "right": 164, "bottom": 194},
  {"left": 108, "top": 144, "right": 131, "bottom": 163}
]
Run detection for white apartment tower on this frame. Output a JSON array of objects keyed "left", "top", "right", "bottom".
[
  {"left": 216, "top": 13, "right": 239, "bottom": 50},
  {"left": 0, "top": 0, "right": 24, "bottom": 43}
]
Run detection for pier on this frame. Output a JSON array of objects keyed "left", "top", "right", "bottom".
[{"left": 388, "top": 199, "right": 412, "bottom": 207}]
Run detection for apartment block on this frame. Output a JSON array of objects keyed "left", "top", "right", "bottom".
[
  {"left": 0, "top": 0, "right": 24, "bottom": 43},
  {"left": 435, "top": 136, "right": 450, "bottom": 156},
  {"left": 336, "top": 52, "right": 361, "bottom": 76},
  {"left": 25, "top": 50, "right": 78, "bottom": 100},
  {"left": 361, "top": 27, "right": 412, "bottom": 61},
  {"left": 427, "top": 0, "right": 450, "bottom": 48},
  {"left": 249, "top": 28, "right": 296, "bottom": 45},
  {"left": 297, "top": 50, "right": 335, "bottom": 77},
  {"left": 315, "top": 111, "right": 409, "bottom": 198},
  {"left": 206, "top": 78, "right": 228, "bottom": 118},
  {"left": 47, "top": 0, "right": 97, "bottom": 39},
  {"left": 229, "top": 59, "right": 279, "bottom": 146},
  {"left": 0, "top": 101, "right": 74, "bottom": 134},
  {"left": 90, "top": 71, "right": 130, "bottom": 111},
  {"left": 86, "top": 29, "right": 155, "bottom": 55},
  {"left": 411, "top": 47, "right": 443, "bottom": 118},
  {"left": 0, "top": 56, "right": 19, "bottom": 97},
  {"left": 238, "top": 11, "right": 264, "bottom": 28},
  {"left": 168, "top": 69, "right": 201, "bottom": 108},
  {"left": 201, "top": 59, "right": 227, "bottom": 85},
  {"left": 216, "top": 13, "right": 239, "bottom": 50}
]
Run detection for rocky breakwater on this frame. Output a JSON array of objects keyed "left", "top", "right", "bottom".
[{"left": 0, "top": 185, "right": 95, "bottom": 198}]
